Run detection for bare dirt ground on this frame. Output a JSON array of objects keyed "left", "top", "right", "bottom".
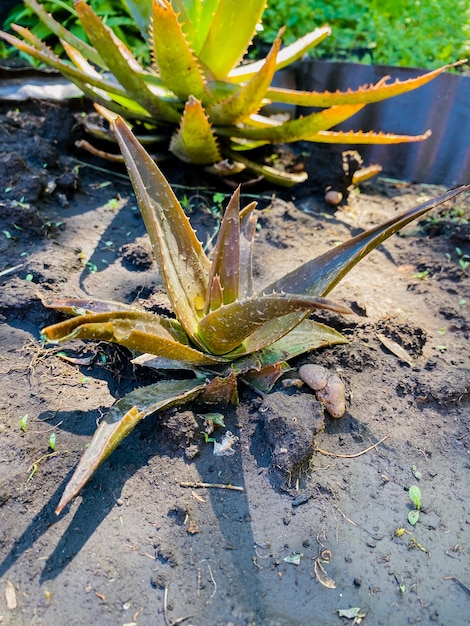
[{"left": 0, "top": 100, "right": 469, "bottom": 626}]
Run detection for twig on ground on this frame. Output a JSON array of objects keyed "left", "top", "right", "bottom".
[
  {"left": 180, "top": 481, "right": 244, "bottom": 491},
  {"left": 0, "top": 263, "right": 24, "bottom": 277},
  {"left": 314, "top": 434, "right": 390, "bottom": 459},
  {"left": 163, "top": 584, "right": 192, "bottom": 626},
  {"left": 444, "top": 576, "right": 470, "bottom": 597}
]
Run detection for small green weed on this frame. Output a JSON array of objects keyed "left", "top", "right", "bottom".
[
  {"left": 408, "top": 485, "right": 421, "bottom": 525},
  {"left": 48, "top": 433, "right": 56, "bottom": 451},
  {"left": 19, "top": 414, "right": 28, "bottom": 432}
]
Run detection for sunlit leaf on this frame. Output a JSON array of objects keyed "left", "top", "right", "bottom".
[
  {"left": 55, "top": 379, "right": 206, "bottom": 514},
  {"left": 197, "top": 0, "right": 267, "bottom": 79},
  {"left": 198, "top": 294, "right": 351, "bottom": 355},
  {"left": 74, "top": 0, "right": 179, "bottom": 123},
  {"left": 265, "top": 185, "right": 470, "bottom": 297},
  {"left": 151, "top": 0, "right": 210, "bottom": 102},
  {"left": 229, "top": 25, "right": 331, "bottom": 81},
  {"left": 266, "top": 61, "right": 463, "bottom": 106},
  {"left": 169, "top": 96, "right": 222, "bottom": 164},
  {"left": 208, "top": 34, "right": 282, "bottom": 125},
  {"left": 113, "top": 117, "right": 211, "bottom": 344},
  {"left": 42, "top": 311, "right": 225, "bottom": 365}
]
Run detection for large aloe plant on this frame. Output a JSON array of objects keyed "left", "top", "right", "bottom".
[
  {"left": 0, "top": 0, "right": 460, "bottom": 185},
  {"left": 41, "top": 117, "right": 468, "bottom": 514}
]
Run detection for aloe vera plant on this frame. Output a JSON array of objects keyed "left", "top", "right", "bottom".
[
  {"left": 40, "top": 117, "right": 468, "bottom": 514},
  {"left": 0, "top": 0, "right": 461, "bottom": 185}
]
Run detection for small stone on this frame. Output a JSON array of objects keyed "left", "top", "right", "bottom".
[
  {"left": 298, "top": 364, "right": 329, "bottom": 391},
  {"left": 325, "top": 189, "right": 343, "bottom": 206},
  {"left": 299, "top": 365, "right": 346, "bottom": 418},
  {"left": 316, "top": 374, "right": 346, "bottom": 418}
]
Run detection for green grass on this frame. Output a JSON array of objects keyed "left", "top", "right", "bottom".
[
  {"left": 1, "top": 0, "right": 149, "bottom": 63},
  {"left": 2, "top": 0, "right": 469, "bottom": 69},
  {"left": 259, "top": 0, "right": 470, "bottom": 69}
]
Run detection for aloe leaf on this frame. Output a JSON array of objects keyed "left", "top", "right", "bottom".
[
  {"left": 4, "top": 31, "right": 153, "bottom": 122},
  {"left": 265, "top": 62, "right": 462, "bottom": 107},
  {"left": 74, "top": 0, "right": 179, "bottom": 123},
  {"left": 198, "top": 295, "right": 351, "bottom": 355},
  {"left": 216, "top": 104, "right": 366, "bottom": 143},
  {"left": 198, "top": 371, "right": 239, "bottom": 404},
  {"left": 265, "top": 185, "right": 470, "bottom": 298},
  {"left": 309, "top": 129, "right": 432, "bottom": 144},
  {"left": 42, "top": 297, "right": 137, "bottom": 315},
  {"left": 0, "top": 27, "right": 145, "bottom": 111},
  {"left": 121, "top": 0, "right": 152, "bottom": 40},
  {"left": 169, "top": 96, "right": 222, "bottom": 164},
  {"left": 228, "top": 25, "right": 331, "bottom": 82},
  {"left": 254, "top": 319, "right": 347, "bottom": 365},
  {"left": 239, "top": 201, "right": 259, "bottom": 299},
  {"left": 151, "top": 0, "right": 210, "bottom": 102},
  {"left": 198, "top": 0, "right": 267, "bottom": 79},
  {"left": 171, "top": 0, "right": 219, "bottom": 54},
  {"left": 229, "top": 318, "right": 346, "bottom": 376},
  {"left": 42, "top": 311, "right": 225, "bottom": 365},
  {"left": 204, "top": 186, "right": 241, "bottom": 312},
  {"left": 208, "top": 34, "right": 282, "bottom": 125},
  {"left": 23, "top": 0, "right": 104, "bottom": 66},
  {"left": 55, "top": 378, "right": 206, "bottom": 514},
  {"left": 241, "top": 361, "right": 291, "bottom": 394},
  {"left": 0, "top": 31, "right": 153, "bottom": 123},
  {"left": 112, "top": 118, "right": 211, "bottom": 345},
  {"left": 222, "top": 148, "right": 308, "bottom": 187},
  {"left": 61, "top": 40, "right": 155, "bottom": 118}
]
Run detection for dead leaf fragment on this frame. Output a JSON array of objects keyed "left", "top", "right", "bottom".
[
  {"left": 186, "top": 520, "right": 200, "bottom": 534},
  {"left": 376, "top": 333, "right": 414, "bottom": 366},
  {"left": 314, "top": 558, "right": 336, "bottom": 589},
  {"left": 5, "top": 580, "right": 17, "bottom": 610},
  {"left": 337, "top": 607, "right": 367, "bottom": 620},
  {"left": 283, "top": 552, "right": 303, "bottom": 565}
]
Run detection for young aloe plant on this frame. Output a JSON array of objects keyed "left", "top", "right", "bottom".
[
  {"left": 41, "top": 117, "right": 468, "bottom": 514},
  {"left": 0, "top": 0, "right": 461, "bottom": 185}
]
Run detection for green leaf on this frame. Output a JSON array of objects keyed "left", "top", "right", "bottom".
[
  {"left": 23, "top": 0, "right": 103, "bottom": 66},
  {"left": 55, "top": 378, "right": 206, "bottom": 514},
  {"left": 204, "top": 186, "right": 242, "bottom": 312},
  {"left": 197, "top": 0, "right": 267, "bottom": 79},
  {"left": 265, "top": 185, "right": 470, "bottom": 297},
  {"left": 229, "top": 25, "right": 331, "bottom": 81},
  {"left": 221, "top": 148, "right": 308, "bottom": 187},
  {"left": 216, "top": 104, "right": 366, "bottom": 144},
  {"left": 74, "top": 0, "right": 179, "bottom": 123},
  {"left": 408, "top": 510, "right": 420, "bottom": 525},
  {"left": 159, "top": 0, "right": 220, "bottom": 56},
  {"left": 0, "top": 27, "right": 140, "bottom": 110},
  {"left": 121, "top": 0, "right": 152, "bottom": 40},
  {"left": 409, "top": 485, "right": 422, "bottom": 509},
  {"left": 151, "top": 0, "right": 210, "bottom": 102},
  {"left": 248, "top": 318, "right": 347, "bottom": 365},
  {"left": 169, "top": 96, "right": 222, "bottom": 164},
  {"left": 266, "top": 62, "right": 461, "bottom": 107},
  {"left": 198, "top": 294, "right": 350, "bottom": 355},
  {"left": 42, "top": 297, "right": 137, "bottom": 316},
  {"left": 307, "top": 129, "right": 432, "bottom": 145},
  {"left": 19, "top": 414, "right": 28, "bottom": 432},
  {"left": 208, "top": 34, "right": 282, "bottom": 125},
  {"left": 113, "top": 117, "right": 211, "bottom": 345},
  {"left": 42, "top": 311, "right": 225, "bottom": 366},
  {"left": 238, "top": 201, "right": 259, "bottom": 298}
]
